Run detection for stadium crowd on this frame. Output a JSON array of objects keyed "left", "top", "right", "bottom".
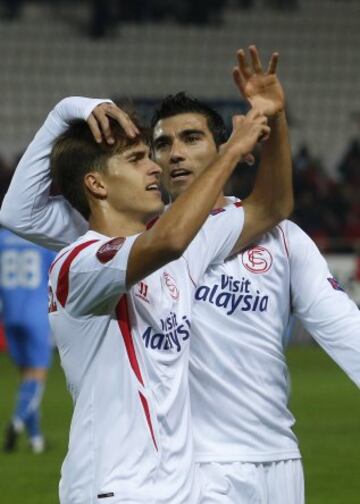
[
  {"left": 1, "top": 138, "right": 359, "bottom": 253},
  {"left": 1, "top": 0, "right": 299, "bottom": 37}
]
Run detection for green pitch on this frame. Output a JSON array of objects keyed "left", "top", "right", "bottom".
[{"left": 0, "top": 346, "right": 359, "bottom": 503}]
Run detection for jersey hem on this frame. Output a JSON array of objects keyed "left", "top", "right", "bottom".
[{"left": 195, "top": 449, "right": 301, "bottom": 463}]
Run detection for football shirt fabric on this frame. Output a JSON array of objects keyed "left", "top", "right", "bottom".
[
  {"left": 190, "top": 201, "right": 360, "bottom": 463},
  {"left": 50, "top": 204, "right": 243, "bottom": 503}
]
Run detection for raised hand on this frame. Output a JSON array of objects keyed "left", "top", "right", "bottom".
[
  {"left": 233, "top": 45, "right": 285, "bottom": 117},
  {"left": 87, "top": 102, "right": 139, "bottom": 144}
]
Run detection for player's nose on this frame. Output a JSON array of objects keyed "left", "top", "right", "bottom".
[
  {"left": 149, "top": 159, "right": 162, "bottom": 175},
  {"left": 170, "top": 139, "right": 186, "bottom": 163}
]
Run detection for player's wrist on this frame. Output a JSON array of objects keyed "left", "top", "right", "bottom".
[
  {"left": 220, "top": 142, "right": 245, "bottom": 166},
  {"left": 54, "top": 96, "right": 113, "bottom": 123},
  {"left": 268, "top": 109, "right": 286, "bottom": 126}
]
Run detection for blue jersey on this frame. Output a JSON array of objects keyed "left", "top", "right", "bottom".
[{"left": 0, "top": 229, "right": 55, "bottom": 327}]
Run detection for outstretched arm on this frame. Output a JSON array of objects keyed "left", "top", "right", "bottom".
[
  {"left": 0, "top": 97, "right": 138, "bottom": 251},
  {"left": 232, "top": 46, "right": 293, "bottom": 251},
  {"left": 126, "top": 108, "right": 270, "bottom": 287}
]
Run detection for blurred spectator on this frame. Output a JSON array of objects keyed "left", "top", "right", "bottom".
[
  {"left": 338, "top": 139, "right": 360, "bottom": 185},
  {"left": 88, "top": 0, "right": 226, "bottom": 37}
]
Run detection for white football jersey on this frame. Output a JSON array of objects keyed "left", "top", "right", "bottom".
[
  {"left": 190, "top": 199, "right": 360, "bottom": 463},
  {"left": 49, "top": 203, "right": 243, "bottom": 503}
]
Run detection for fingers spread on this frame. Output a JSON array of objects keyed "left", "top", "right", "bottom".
[
  {"left": 232, "top": 67, "right": 247, "bottom": 94},
  {"left": 249, "top": 45, "right": 263, "bottom": 74},
  {"left": 236, "top": 49, "right": 252, "bottom": 79},
  {"left": 267, "top": 52, "right": 279, "bottom": 74}
]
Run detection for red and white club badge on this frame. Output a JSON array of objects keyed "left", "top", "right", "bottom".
[
  {"left": 163, "top": 271, "right": 180, "bottom": 300},
  {"left": 96, "top": 237, "right": 126, "bottom": 263},
  {"left": 241, "top": 245, "right": 273, "bottom": 274}
]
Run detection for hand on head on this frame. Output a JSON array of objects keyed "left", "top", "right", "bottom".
[{"left": 87, "top": 102, "right": 140, "bottom": 144}]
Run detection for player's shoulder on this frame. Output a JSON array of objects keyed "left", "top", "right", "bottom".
[
  {"left": 50, "top": 231, "right": 103, "bottom": 272},
  {"left": 275, "top": 219, "right": 313, "bottom": 245},
  {"left": 50, "top": 230, "right": 136, "bottom": 275}
]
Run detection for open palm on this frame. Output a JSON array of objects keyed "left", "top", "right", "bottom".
[{"left": 233, "top": 46, "right": 285, "bottom": 117}]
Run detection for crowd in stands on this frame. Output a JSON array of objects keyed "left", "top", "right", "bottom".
[
  {"left": 1, "top": 138, "right": 359, "bottom": 253},
  {"left": 1, "top": 0, "right": 299, "bottom": 37},
  {"left": 230, "top": 138, "right": 360, "bottom": 253},
  {"left": 292, "top": 140, "right": 360, "bottom": 252}
]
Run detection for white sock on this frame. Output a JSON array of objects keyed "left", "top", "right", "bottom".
[
  {"left": 30, "top": 435, "right": 45, "bottom": 454},
  {"left": 12, "top": 418, "right": 24, "bottom": 433}
]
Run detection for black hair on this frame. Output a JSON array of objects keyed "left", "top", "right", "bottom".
[{"left": 151, "top": 92, "right": 228, "bottom": 147}]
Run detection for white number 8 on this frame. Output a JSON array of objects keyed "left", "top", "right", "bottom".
[{"left": 0, "top": 250, "right": 41, "bottom": 289}]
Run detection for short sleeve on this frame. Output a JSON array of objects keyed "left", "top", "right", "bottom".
[
  {"left": 50, "top": 234, "right": 139, "bottom": 316},
  {"left": 183, "top": 203, "right": 244, "bottom": 285}
]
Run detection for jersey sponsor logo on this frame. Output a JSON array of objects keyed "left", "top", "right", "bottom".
[
  {"left": 96, "top": 237, "right": 126, "bottom": 263},
  {"left": 241, "top": 245, "right": 273, "bottom": 274},
  {"left": 141, "top": 312, "right": 191, "bottom": 352},
  {"left": 135, "top": 281, "right": 150, "bottom": 303},
  {"left": 163, "top": 271, "right": 179, "bottom": 300},
  {"left": 195, "top": 274, "right": 269, "bottom": 315},
  {"left": 327, "top": 276, "right": 345, "bottom": 292}
]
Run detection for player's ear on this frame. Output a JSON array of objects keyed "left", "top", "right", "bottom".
[{"left": 84, "top": 171, "right": 107, "bottom": 199}]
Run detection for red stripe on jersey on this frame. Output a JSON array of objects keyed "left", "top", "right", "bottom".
[
  {"left": 278, "top": 224, "right": 289, "bottom": 257},
  {"left": 49, "top": 249, "right": 69, "bottom": 274},
  {"left": 139, "top": 392, "right": 158, "bottom": 451},
  {"left": 116, "top": 296, "right": 144, "bottom": 386},
  {"left": 116, "top": 296, "right": 158, "bottom": 451},
  {"left": 234, "top": 201, "right": 243, "bottom": 207},
  {"left": 56, "top": 240, "right": 99, "bottom": 307}
]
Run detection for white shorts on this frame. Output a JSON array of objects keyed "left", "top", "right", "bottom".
[{"left": 198, "top": 459, "right": 304, "bottom": 504}]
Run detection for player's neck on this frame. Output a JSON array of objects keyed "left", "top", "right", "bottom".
[{"left": 88, "top": 207, "right": 147, "bottom": 238}]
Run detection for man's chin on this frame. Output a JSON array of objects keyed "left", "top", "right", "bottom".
[
  {"left": 147, "top": 201, "right": 164, "bottom": 219},
  {"left": 169, "top": 178, "right": 193, "bottom": 199}
]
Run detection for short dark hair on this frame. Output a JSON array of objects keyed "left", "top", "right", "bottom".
[
  {"left": 50, "top": 117, "right": 149, "bottom": 220},
  {"left": 151, "top": 92, "right": 228, "bottom": 147}
]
